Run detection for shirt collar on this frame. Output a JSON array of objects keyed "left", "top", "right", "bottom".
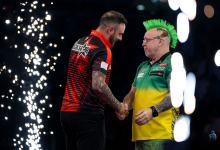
[
  {"left": 149, "top": 52, "right": 171, "bottom": 64},
  {"left": 90, "top": 30, "right": 112, "bottom": 48}
]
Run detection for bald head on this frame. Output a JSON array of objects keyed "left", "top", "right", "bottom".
[{"left": 148, "top": 28, "right": 171, "bottom": 47}]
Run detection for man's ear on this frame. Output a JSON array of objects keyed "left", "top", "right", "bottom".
[
  {"left": 158, "top": 38, "right": 164, "bottom": 47},
  {"left": 107, "top": 26, "right": 114, "bottom": 35}
]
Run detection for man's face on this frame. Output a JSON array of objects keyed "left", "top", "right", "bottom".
[
  {"left": 109, "top": 23, "right": 125, "bottom": 47},
  {"left": 142, "top": 28, "right": 160, "bottom": 58}
]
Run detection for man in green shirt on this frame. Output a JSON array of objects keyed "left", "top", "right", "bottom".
[{"left": 116, "top": 19, "right": 180, "bottom": 150}]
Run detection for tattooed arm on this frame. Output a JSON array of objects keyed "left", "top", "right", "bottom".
[
  {"left": 123, "top": 86, "right": 136, "bottom": 110},
  {"left": 92, "top": 70, "right": 126, "bottom": 114},
  {"left": 134, "top": 93, "right": 171, "bottom": 125},
  {"left": 154, "top": 93, "right": 172, "bottom": 113}
]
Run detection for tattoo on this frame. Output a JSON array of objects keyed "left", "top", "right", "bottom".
[
  {"left": 155, "top": 95, "right": 172, "bottom": 113},
  {"left": 92, "top": 71, "right": 121, "bottom": 111},
  {"left": 128, "top": 98, "right": 134, "bottom": 110},
  {"left": 157, "top": 28, "right": 169, "bottom": 38}
]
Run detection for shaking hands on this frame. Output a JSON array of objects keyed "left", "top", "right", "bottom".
[{"left": 115, "top": 103, "right": 129, "bottom": 120}]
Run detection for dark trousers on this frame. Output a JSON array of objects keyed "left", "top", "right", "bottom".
[{"left": 60, "top": 111, "right": 106, "bottom": 150}]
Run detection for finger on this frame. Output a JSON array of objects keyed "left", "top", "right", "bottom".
[
  {"left": 135, "top": 109, "right": 144, "bottom": 116},
  {"left": 124, "top": 103, "right": 128, "bottom": 111},
  {"left": 135, "top": 116, "right": 147, "bottom": 125},
  {"left": 134, "top": 113, "right": 145, "bottom": 122},
  {"left": 135, "top": 117, "right": 148, "bottom": 125}
]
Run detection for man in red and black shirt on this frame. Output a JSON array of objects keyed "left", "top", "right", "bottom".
[{"left": 60, "top": 11, "right": 128, "bottom": 150}]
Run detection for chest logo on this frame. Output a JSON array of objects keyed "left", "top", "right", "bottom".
[
  {"left": 137, "top": 73, "right": 144, "bottom": 78},
  {"left": 139, "top": 68, "right": 148, "bottom": 72},
  {"left": 72, "top": 40, "right": 90, "bottom": 58},
  {"left": 153, "top": 67, "right": 165, "bottom": 71},
  {"left": 159, "top": 63, "right": 167, "bottom": 66}
]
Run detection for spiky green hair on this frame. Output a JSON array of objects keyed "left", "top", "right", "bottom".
[{"left": 143, "top": 19, "right": 177, "bottom": 48}]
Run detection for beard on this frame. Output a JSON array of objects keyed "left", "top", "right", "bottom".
[{"left": 109, "top": 32, "right": 116, "bottom": 47}]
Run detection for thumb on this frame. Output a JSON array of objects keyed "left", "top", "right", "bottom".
[
  {"left": 135, "top": 109, "right": 144, "bottom": 116},
  {"left": 124, "top": 103, "right": 128, "bottom": 111}
]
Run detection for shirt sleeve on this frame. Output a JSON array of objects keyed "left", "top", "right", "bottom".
[{"left": 91, "top": 48, "right": 109, "bottom": 75}]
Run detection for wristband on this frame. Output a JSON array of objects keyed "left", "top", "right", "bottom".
[{"left": 150, "top": 106, "right": 158, "bottom": 117}]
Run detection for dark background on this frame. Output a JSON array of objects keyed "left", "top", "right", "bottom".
[{"left": 0, "top": 0, "right": 220, "bottom": 150}]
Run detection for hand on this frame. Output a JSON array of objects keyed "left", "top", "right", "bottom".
[
  {"left": 115, "top": 103, "right": 129, "bottom": 120},
  {"left": 134, "top": 108, "right": 153, "bottom": 125}
]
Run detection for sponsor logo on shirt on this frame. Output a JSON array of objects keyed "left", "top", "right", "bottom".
[
  {"left": 153, "top": 67, "right": 165, "bottom": 71},
  {"left": 139, "top": 68, "right": 148, "bottom": 72},
  {"left": 72, "top": 40, "right": 90, "bottom": 58},
  {"left": 159, "top": 63, "right": 168, "bottom": 66},
  {"left": 150, "top": 71, "right": 164, "bottom": 76},
  {"left": 108, "top": 65, "right": 111, "bottom": 69},
  {"left": 158, "top": 72, "right": 163, "bottom": 76},
  {"left": 137, "top": 73, "right": 144, "bottom": 78},
  {"left": 101, "top": 61, "right": 108, "bottom": 70}
]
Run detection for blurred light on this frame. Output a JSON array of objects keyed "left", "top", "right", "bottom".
[
  {"left": 42, "top": 4, "right": 45, "bottom": 7},
  {"left": 215, "top": 50, "right": 220, "bottom": 66},
  {"left": 180, "top": 0, "right": 197, "bottom": 20},
  {"left": 45, "top": 15, "right": 51, "bottom": 20},
  {"left": 174, "top": 115, "right": 190, "bottom": 142},
  {"left": 171, "top": 52, "right": 184, "bottom": 69},
  {"left": 58, "top": 53, "right": 61, "bottom": 56},
  {"left": 61, "top": 36, "right": 64, "bottom": 39},
  {"left": 5, "top": 36, "right": 7, "bottom": 40},
  {"left": 49, "top": 43, "right": 52, "bottom": 46},
  {"left": 204, "top": 5, "right": 214, "bottom": 18},
  {"left": 8, "top": 106, "right": 11, "bottom": 109},
  {"left": 8, "top": 69, "right": 11, "bottom": 73},
  {"left": 15, "top": 45, "right": 18, "bottom": 48},
  {"left": 50, "top": 131, "right": 53, "bottom": 134},
  {"left": 177, "top": 12, "right": 189, "bottom": 43},
  {"left": 5, "top": 117, "right": 8, "bottom": 120},
  {"left": 184, "top": 96, "right": 196, "bottom": 114},
  {"left": 170, "top": 53, "right": 186, "bottom": 108},
  {"left": 54, "top": 44, "right": 57, "bottom": 48},
  {"left": 168, "top": 0, "right": 180, "bottom": 11},
  {"left": 29, "top": 9, "right": 32, "bottom": 12},
  {"left": 5, "top": 20, "right": 10, "bottom": 24},
  {"left": 51, "top": 2, "right": 53, "bottom": 5},
  {"left": 137, "top": 5, "right": 145, "bottom": 11}
]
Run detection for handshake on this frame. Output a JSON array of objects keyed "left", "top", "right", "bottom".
[{"left": 115, "top": 103, "right": 129, "bottom": 120}]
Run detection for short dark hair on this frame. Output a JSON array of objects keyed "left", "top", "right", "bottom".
[{"left": 99, "top": 10, "right": 127, "bottom": 27}]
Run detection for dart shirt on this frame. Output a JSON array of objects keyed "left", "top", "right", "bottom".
[
  {"left": 61, "top": 30, "right": 112, "bottom": 114},
  {"left": 131, "top": 52, "right": 180, "bottom": 141}
]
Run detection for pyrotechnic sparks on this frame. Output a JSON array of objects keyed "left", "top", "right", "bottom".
[{"left": 1, "top": 1, "right": 61, "bottom": 149}]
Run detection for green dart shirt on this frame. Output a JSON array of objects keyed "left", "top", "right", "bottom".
[{"left": 131, "top": 52, "right": 179, "bottom": 141}]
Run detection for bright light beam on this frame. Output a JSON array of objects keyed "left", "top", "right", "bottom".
[
  {"left": 180, "top": 0, "right": 197, "bottom": 21},
  {"left": 174, "top": 115, "right": 191, "bottom": 142},
  {"left": 177, "top": 12, "right": 189, "bottom": 43},
  {"left": 168, "top": 0, "right": 180, "bottom": 11},
  {"left": 183, "top": 72, "right": 196, "bottom": 114},
  {"left": 214, "top": 50, "right": 220, "bottom": 66},
  {"left": 170, "top": 52, "right": 186, "bottom": 108}
]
